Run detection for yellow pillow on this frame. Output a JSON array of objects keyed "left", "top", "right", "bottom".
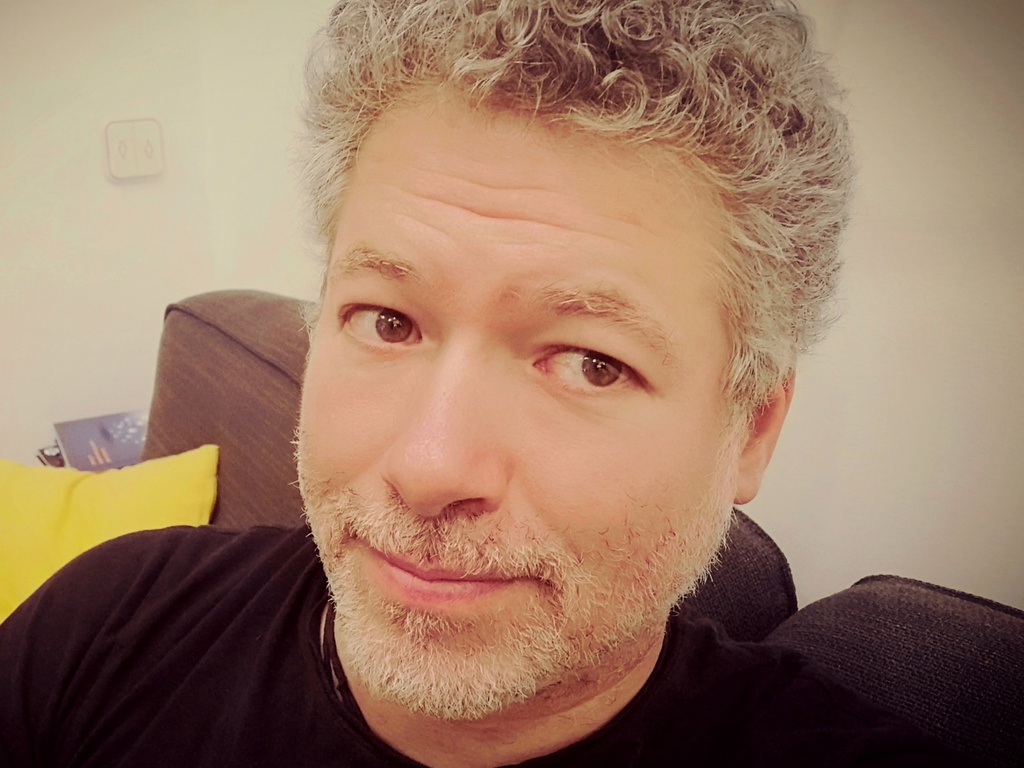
[{"left": 0, "top": 444, "right": 218, "bottom": 623}]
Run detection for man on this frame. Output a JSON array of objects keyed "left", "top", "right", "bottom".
[{"left": 1, "top": 1, "right": 960, "bottom": 765}]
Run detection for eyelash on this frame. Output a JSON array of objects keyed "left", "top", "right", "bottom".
[{"left": 338, "top": 304, "right": 642, "bottom": 392}]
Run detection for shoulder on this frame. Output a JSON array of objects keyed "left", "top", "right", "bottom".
[
  {"left": 0, "top": 525, "right": 330, "bottom": 766},
  {"left": 620, "top": 614, "right": 965, "bottom": 766},
  {"left": 15, "top": 524, "right": 314, "bottom": 620},
  {"left": 0, "top": 524, "right": 320, "bottom": 678}
]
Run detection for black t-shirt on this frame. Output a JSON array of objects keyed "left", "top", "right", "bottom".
[{"left": 0, "top": 525, "right": 961, "bottom": 767}]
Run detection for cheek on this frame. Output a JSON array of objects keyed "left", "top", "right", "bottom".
[
  {"left": 298, "top": 345, "right": 402, "bottom": 483},
  {"left": 520, "top": 412, "right": 726, "bottom": 553}
]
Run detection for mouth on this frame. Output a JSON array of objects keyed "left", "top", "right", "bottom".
[
  {"left": 361, "top": 544, "right": 522, "bottom": 609},
  {"left": 382, "top": 550, "right": 512, "bottom": 583}
]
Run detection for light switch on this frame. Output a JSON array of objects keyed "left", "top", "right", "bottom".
[{"left": 105, "top": 119, "right": 164, "bottom": 180}]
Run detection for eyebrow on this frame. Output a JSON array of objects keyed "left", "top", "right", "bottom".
[
  {"left": 329, "top": 244, "right": 677, "bottom": 361},
  {"left": 329, "top": 245, "right": 422, "bottom": 284},
  {"left": 530, "top": 284, "right": 677, "bottom": 362}
]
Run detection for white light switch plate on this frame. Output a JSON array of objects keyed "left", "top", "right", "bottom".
[{"left": 105, "top": 119, "right": 164, "bottom": 180}]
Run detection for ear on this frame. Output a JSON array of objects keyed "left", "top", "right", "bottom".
[{"left": 733, "top": 375, "right": 794, "bottom": 505}]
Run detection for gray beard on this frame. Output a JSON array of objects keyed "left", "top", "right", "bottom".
[{"left": 298, "top": 449, "right": 735, "bottom": 721}]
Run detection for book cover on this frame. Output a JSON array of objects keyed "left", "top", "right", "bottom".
[{"left": 54, "top": 409, "right": 148, "bottom": 471}]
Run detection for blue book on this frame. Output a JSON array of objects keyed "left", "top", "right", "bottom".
[{"left": 54, "top": 409, "right": 148, "bottom": 471}]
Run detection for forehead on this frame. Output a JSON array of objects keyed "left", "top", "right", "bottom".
[{"left": 340, "top": 96, "right": 724, "bottom": 245}]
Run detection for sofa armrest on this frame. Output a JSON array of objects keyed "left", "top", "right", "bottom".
[
  {"left": 142, "top": 290, "right": 309, "bottom": 528},
  {"left": 767, "top": 575, "right": 1024, "bottom": 766},
  {"left": 682, "top": 509, "right": 797, "bottom": 642}
]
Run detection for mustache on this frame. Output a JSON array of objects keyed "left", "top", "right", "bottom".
[{"left": 305, "top": 483, "right": 573, "bottom": 586}]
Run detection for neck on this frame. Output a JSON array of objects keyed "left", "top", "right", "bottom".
[{"left": 339, "top": 629, "right": 665, "bottom": 768}]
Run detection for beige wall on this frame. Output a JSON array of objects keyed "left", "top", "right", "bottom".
[
  {"left": 0, "top": 0, "right": 329, "bottom": 465},
  {"left": 2, "top": 0, "right": 1022, "bottom": 610},
  {"left": 754, "top": 0, "right": 1024, "bottom": 610}
]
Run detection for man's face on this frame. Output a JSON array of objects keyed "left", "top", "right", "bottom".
[{"left": 299, "top": 96, "right": 750, "bottom": 720}]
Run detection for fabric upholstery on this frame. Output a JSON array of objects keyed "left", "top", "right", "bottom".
[
  {"left": 686, "top": 511, "right": 797, "bottom": 642},
  {"left": 142, "top": 290, "right": 797, "bottom": 641},
  {"left": 143, "top": 291, "right": 307, "bottom": 529},
  {"left": 767, "top": 575, "right": 1024, "bottom": 767}
]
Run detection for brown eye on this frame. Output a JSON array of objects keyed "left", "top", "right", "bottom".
[
  {"left": 374, "top": 309, "right": 415, "bottom": 343},
  {"left": 546, "top": 348, "right": 630, "bottom": 391},
  {"left": 344, "top": 306, "right": 420, "bottom": 346},
  {"left": 580, "top": 353, "right": 622, "bottom": 387}
]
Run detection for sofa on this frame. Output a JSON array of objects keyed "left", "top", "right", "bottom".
[{"left": 143, "top": 289, "right": 1024, "bottom": 767}]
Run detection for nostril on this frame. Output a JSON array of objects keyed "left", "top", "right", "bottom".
[
  {"left": 442, "top": 499, "right": 466, "bottom": 517},
  {"left": 439, "top": 498, "right": 491, "bottom": 519},
  {"left": 385, "top": 484, "right": 494, "bottom": 522}
]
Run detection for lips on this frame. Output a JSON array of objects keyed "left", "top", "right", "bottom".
[
  {"left": 360, "top": 544, "right": 519, "bottom": 609},
  {"left": 381, "top": 550, "right": 511, "bottom": 583}
]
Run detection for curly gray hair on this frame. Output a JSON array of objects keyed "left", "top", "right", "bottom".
[{"left": 301, "top": 0, "right": 852, "bottom": 417}]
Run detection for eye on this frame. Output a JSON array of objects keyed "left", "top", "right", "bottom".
[
  {"left": 343, "top": 306, "right": 420, "bottom": 345},
  {"left": 545, "top": 348, "right": 632, "bottom": 390}
]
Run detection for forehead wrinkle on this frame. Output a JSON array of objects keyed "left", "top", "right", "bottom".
[
  {"left": 394, "top": 160, "right": 654, "bottom": 242},
  {"left": 330, "top": 244, "right": 421, "bottom": 285},
  {"left": 521, "top": 283, "right": 679, "bottom": 363}
]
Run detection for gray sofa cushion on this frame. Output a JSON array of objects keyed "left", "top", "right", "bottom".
[
  {"left": 767, "top": 575, "right": 1024, "bottom": 767},
  {"left": 143, "top": 289, "right": 796, "bottom": 642},
  {"left": 143, "top": 291, "right": 307, "bottom": 529},
  {"left": 687, "top": 511, "right": 797, "bottom": 643}
]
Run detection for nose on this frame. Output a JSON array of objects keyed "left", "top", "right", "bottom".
[{"left": 380, "top": 347, "right": 511, "bottom": 519}]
